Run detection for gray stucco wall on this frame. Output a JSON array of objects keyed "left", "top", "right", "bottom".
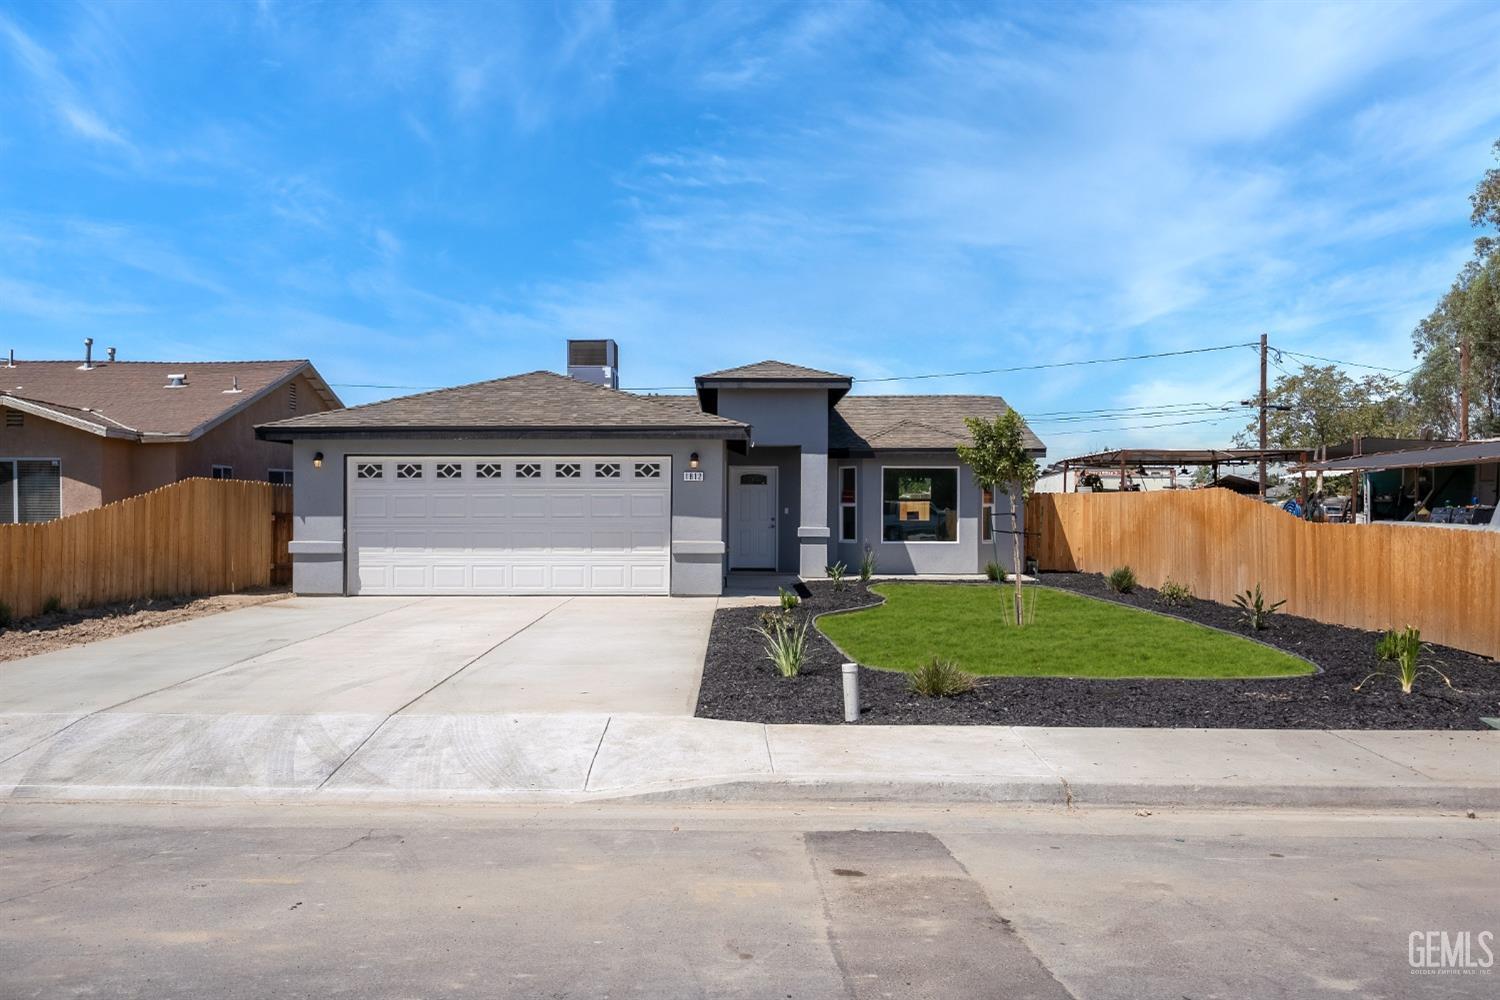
[
  {"left": 287, "top": 437, "right": 727, "bottom": 596},
  {"left": 714, "top": 388, "right": 830, "bottom": 576},
  {"left": 825, "top": 452, "right": 1023, "bottom": 575}
]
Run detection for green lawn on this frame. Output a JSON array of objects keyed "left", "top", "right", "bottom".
[{"left": 817, "top": 584, "right": 1314, "bottom": 679}]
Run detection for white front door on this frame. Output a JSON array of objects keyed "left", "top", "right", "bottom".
[
  {"left": 346, "top": 456, "right": 671, "bottom": 595},
  {"left": 729, "top": 466, "right": 778, "bottom": 570}
]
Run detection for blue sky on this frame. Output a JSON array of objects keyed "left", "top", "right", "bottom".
[{"left": 2, "top": 0, "right": 1498, "bottom": 456}]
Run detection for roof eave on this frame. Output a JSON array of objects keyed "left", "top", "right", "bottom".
[
  {"left": 0, "top": 395, "right": 136, "bottom": 439},
  {"left": 256, "top": 424, "right": 752, "bottom": 443}
]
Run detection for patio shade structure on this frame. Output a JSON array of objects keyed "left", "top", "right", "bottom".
[{"left": 1051, "top": 447, "right": 1307, "bottom": 493}]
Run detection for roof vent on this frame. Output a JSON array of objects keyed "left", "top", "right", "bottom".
[
  {"left": 78, "top": 338, "right": 95, "bottom": 371},
  {"left": 4, "top": 349, "right": 14, "bottom": 369},
  {"left": 164, "top": 373, "right": 188, "bottom": 389},
  {"left": 107, "top": 347, "right": 117, "bottom": 363},
  {"left": 222, "top": 375, "right": 243, "bottom": 395},
  {"left": 567, "top": 339, "right": 619, "bottom": 389}
]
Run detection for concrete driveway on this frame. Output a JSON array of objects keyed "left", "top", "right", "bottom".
[{"left": 1, "top": 596, "right": 715, "bottom": 719}]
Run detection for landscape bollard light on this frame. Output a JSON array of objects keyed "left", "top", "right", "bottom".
[{"left": 842, "top": 663, "right": 860, "bottom": 723}]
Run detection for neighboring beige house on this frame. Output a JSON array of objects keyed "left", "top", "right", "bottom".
[{"left": 0, "top": 350, "right": 341, "bottom": 522}]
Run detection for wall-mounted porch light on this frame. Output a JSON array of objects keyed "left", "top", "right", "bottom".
[
  {"left": 689, "top": 452, "right": 700, "bottom": 469},
  {"left": 313, "top": 451, "right": 324, "bottom": 469}
]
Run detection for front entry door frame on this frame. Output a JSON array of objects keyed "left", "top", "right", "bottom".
[{"left": 728, "top": 465, "right": 779, "bottom": 570}]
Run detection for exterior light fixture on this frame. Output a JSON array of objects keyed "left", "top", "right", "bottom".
[
  {"left": 689, "top": 452, "right": 700, "bottom": 469},
  {"left": 313, "top": 452, "right": 324, "bottom": 469}
]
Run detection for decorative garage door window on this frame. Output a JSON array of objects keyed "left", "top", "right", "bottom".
[
  {"left": 739, "top": 473, "right": 768, "bottom": 485},
  {"left": 595, "top": 462, "right": 620, "bottom": 479},
  {"left": 356, "top": 462, "right": 383, "bottom": 480},
  {"left": 396, "top": 462, "right": 423, "bottom": 480},
  {"left": 634, "top": 462, "right": 661, "bottom": 479},
  {"left": 556, "top": 462, "right": 581, "bottom": 479},
  {"left": 436, "top": 462, "right": 462, "bottom": 480},
  {"left": 516, "top": 462, "right": 541, "bottom": 479},
  {"left": 477, "top": 462, "right": 503, "bottom": 479}
]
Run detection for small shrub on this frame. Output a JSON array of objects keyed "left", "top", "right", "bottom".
[
  {"left": 908, "top": 657, "right": 977, "bottom": 698},
  {"left": 754, "top": 614, "right": 810, "bottom": 678},
  {"left": 1358, "top": 626, "right": 1452, "bottom": 695},
  {"left": 858, "top": 545, "right": 877, "bottom": 584},
  {"left": 984, "top": 561, "right": 1003, "bottom": 582},
  {"left": 41, "top": 595, "right": 64, "bottom": 615},
  {"left": 777, "top": 586, "right": 800, "bottom": 611},
  {"left": 826, "top": 561, "right": 848, "bottom": 591},
  {"left": 1232, "top": 584, "right": 1286, "bottom": 631},
  {"left": 1156, "top": 579, "right": 1193, "bottom": 607},
  {"left": 1106, "top": 566, "right": 1137, "bottom": 593},
  {"left": 758, "top": 607, "right": 787, "bottom": 628},
  {"left": 0, "top": 601, "right": 11, "bottom": 630}
]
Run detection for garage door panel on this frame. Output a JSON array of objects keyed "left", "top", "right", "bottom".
[{"left": 348, "top": 456, "right": 671, "bottom": 595}]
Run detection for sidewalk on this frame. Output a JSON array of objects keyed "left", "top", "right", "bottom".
[{"left": 2, "top": 712, "right": 1494, "bottom": 809}]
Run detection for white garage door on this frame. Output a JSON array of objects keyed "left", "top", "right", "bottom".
[{"left": 347, "top": 456, "right": 671, "bottom": 595}]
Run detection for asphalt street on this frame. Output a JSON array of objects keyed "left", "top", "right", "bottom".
[{"left": 1, "top": 801, "right": 1494, "bottom": 999}]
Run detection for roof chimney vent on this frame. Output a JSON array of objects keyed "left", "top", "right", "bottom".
[
  {"left": 4, "top": 349, "right": 14, "bottom": 369},
  {"left": 223, "top": 375, "right": 243, "bottom": 394},
  {"left": 107, "top": 347, "right": 116, "bottom": 363},
  {"left": 164, "top": 373, "right": 188, "bottom": 389},
  {"left": 78, "top": 338, "right": 94, "bottom": 371},
  {"left": 566, "top": 339, "right": 619, "bottom": 389}
]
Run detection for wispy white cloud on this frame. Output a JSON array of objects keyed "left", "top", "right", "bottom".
[{"left": 0, "top": 12, "right": 134, "bottom": 152}]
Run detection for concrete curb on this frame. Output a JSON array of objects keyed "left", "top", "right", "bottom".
[{"left": 7, "top": 776, "right": 1496, "bottom": 811}]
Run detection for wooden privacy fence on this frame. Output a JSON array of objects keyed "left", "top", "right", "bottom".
[
  {"left": 1026, "top": 489, "right": 1500, "bottom": 659},
  {"left": 0, "top": 478, "right": 292, "bottom": 620}
]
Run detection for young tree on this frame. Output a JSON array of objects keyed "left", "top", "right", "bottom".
[{"left": 958, "top": 411, "right": 1039, "bottom": 626}]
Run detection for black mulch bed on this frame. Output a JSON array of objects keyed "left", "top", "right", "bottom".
[{"left": 694, "top": 575, "right": 1500, "bottom": 729}]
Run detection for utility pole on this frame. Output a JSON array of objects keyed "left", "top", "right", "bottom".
[
  {"left": 1459, "top": 335, "right": 1470, "bottom": 441},
  {"left": 1258, "top": 332, "right": 1268, "bottom": 499}
]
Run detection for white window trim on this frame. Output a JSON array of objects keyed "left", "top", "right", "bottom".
[
  {"left": 0, "top": 457, "right": 61, "bottom": 524},
  {"left": 838, "top": 465, "right": 858, "bottom": 542},
  {"left": 268, "top": 467, "right": 293, "bottom": 484},
  {"left": 878, "top": 464, "right": 961, "bottom": 545}
]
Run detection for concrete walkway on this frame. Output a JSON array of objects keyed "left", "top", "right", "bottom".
[{"left": 1, "top": 712, "right": 1494, "bottom": 809}]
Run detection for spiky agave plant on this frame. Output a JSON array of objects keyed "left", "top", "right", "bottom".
[{"left": 753, "top": 614, "right": 810, "bottom": 678}]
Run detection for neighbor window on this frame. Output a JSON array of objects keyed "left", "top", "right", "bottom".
[
  {"left": 268, "top": 468, "right": 293, "bottom": 486},
  {"left": 839, "top": 466, "right": 857, "bottom": 542},
  {"left": 882, "top": 468, "right": 958, "bottom": 543},
  {"left": 211, "top": 465, "right": 233, "bottom": 479},
  {"left": 0, "top": 459, "right": 61, "bottom": 523}
]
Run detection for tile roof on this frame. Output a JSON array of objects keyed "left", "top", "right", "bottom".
[
  {"left": 259, "top": 371, "right": 749, "bottom": 438},
  {"left": 830, "top": 395, "right": 1045, "bottom": 453},
  {"left": 0, "top": 360, "right": 322, "bottom": 439},
  {"left": 696, "top": 360, "right": 851, "bottom": 382}
]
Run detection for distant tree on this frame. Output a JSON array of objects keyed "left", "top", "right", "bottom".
[
  {"left": 958, "top": 411, "right": 1038, "bottom": 627},
  {"left": 1234, "top": 364, "right": 1416, "bottom": 453}
]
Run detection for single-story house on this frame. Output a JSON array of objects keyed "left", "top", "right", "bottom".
[
  {"left": 0, "top": 344, "right": 340, "bottom": 522},
  {"left": 256, "top": 339, "right": 1045, "bottom": 597}
]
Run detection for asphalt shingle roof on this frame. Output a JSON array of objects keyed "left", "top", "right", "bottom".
[
  {"left": 830, "top": 395, "right": 1045, "bottom": 453},
  {"left": 696, "top": 360, "right": 851, "bottom": 382},
  {"left": 0, "top": 360, "right": 319, "bottom": 439},
  {"left": 260, "top": 371, "right": 749, "bottom": 438}
]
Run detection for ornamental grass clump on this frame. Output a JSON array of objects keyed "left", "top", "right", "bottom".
[
  {"left": 1357, "top": 626, "right": 1453, "bottom": 695},
  {"left": 826, "top": 561, "right": 849, "bottom": 591},
  {"left": 754, "top": 614, "right": 810, "bottom": 678},
  {"left": 984, "top": 561, "right": 1003, "bottom": 582},
  {"left": 908, "top": 657, "right": 977, "bottom": 698},
  {"left": 777, "top": 586, "right": 800, "bottom": 611},
  {"left": 858, "top": 545, "right": 877, "bottom": 584},
  {"left": 1232, "top": 584, "right": 1285, "bottom": 631},
  {"left": 1106, "top": 566, "right": 1137, "bottom": 593}
]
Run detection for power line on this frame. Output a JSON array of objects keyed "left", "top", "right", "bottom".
[
  {"left": 1272, "top": 348, "right": 1411, "bottom": 374},
  {"left": 1041, "top": 413, "right": 1245, "bottom": 437}
]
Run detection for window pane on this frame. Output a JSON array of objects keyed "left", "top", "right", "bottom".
[
  {"left": 840, "top": 467, "right": 856, "bottom": 504},
  {"left": 841, "top": 504, "right": 857, "bottom": 541},
  {"left": 982, "top": 505, "right": 992, "bottom": 541},
  {"left": 17, "top": 460, "right": 60, "bottom": 523},
  {"left": 882, "top": 468, "right": 957, "bottom": 542},
  {"left": 0, "top": 461, "right": 13, "bottom": 523}
]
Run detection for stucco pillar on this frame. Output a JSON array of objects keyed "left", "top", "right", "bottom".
[{"left": 797, "top": 445, "right": 830, "bottom": 576}]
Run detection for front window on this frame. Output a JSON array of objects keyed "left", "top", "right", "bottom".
[
  {"left": 882, "top": 468, "right": 958, "bottom": 543},
  {"left": 839, "top": 466, "right": 857, "bottom": 542}
]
